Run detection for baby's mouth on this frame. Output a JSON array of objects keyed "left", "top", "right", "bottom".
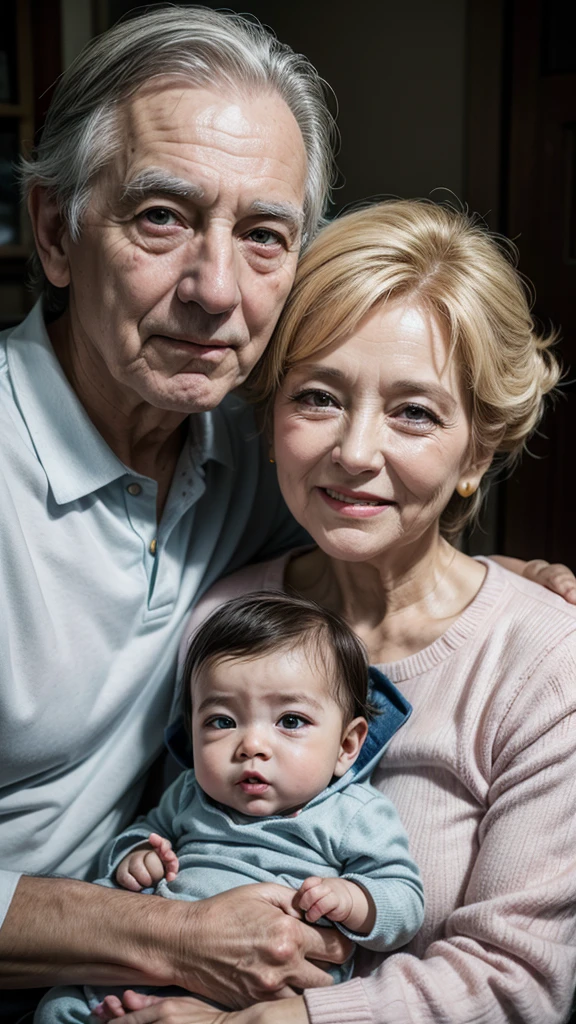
[{"left": 237, "top": 771, "right": 269, "bottom": 793}]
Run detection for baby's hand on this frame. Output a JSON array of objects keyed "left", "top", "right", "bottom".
[
  {"left": 296, "top": 875, "right": 355, "bottom": 924},
  {"left": 115, "top": 832, "right": 179, "bottom": 892},
  {"left": 296, "top": 875, "right": 375, "bottom": 935},
  {"left": 92, "top": 989, "right": 164, "bottom": 1019}
]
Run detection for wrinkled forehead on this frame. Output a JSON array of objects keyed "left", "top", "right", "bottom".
[{"left": 106, "top": 78, "right": 308, "bottom": 204}]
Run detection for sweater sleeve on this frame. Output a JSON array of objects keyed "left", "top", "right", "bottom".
[
  {"left": 96, "top": 771, "right": 192, "bottom": 882},
  {"left": 336, "top": 791, "right": 424, "bottom": 952},
  {"left": 305, "top": 641, "right": 576, "bottom": 1024}
]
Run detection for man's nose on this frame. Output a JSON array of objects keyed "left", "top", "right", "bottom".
[
  {"left": 332, "top": 412, "right": 386, "bottom": 475},
  {"left": 236, "top": 727, "right": 272, "bottom": 760},
  {"left": 176, "top": 228, "right": 241, "bottom": 315}
]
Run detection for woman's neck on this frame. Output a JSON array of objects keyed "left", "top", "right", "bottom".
[{"left": 285, "top": 537, "right": 487, "bottom": 664}]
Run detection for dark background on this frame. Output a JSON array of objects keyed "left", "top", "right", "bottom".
[{"left": 1, "top": 0, "right": 575, "bottom": 561}]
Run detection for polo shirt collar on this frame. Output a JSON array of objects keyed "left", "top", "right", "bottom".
[{"left": 7, "top": 302, "right": 233, "bottom": 505}]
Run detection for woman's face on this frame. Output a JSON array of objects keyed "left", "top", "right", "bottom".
[{"left": 273, "top": 298, "right": 479, "bottom": 565}]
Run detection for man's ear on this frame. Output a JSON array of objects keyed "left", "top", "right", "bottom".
[
  {"left": 28, "top": 186, "right": 71, "bottom": 289},
  {"left": 333, "top": 716, "right": 369, "bottom": 778}
]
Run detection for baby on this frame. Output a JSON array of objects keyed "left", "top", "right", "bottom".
[{"left": 36, "top": 592, "right": 424, "bottom": 1022}]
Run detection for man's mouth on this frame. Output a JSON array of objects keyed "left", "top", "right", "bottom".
[{"left": 152, "top": 335, "right": 235, "bottom": 360}]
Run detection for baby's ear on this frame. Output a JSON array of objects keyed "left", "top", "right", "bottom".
[{"left": 333, "top": 717, "right": 369, "bottom": 777}]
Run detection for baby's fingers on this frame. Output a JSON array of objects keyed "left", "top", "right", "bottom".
[
  {"left": 116, "top": 856, "right": 148, "bottom": 892},
  {"left": 148, "top": 833, "right": 179, "bottom": 880},
  {"left": 297, "top": 877, "right": 336, "bottom": 922}
]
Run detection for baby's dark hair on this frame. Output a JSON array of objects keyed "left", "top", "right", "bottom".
[{"left": 181, "top": 591, "right": 372, "bottom": 739}]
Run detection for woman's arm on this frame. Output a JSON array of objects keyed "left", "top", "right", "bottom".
[
  {"left": 303, "top": 641, "right": 576, "bottom": 1024},
  {"left": 0, "top": 877, "right": 349, "bottom": 1003}
]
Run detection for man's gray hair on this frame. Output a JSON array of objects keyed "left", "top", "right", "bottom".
[{"left": 21, "top": 5, "right": 337, "bottom": 312}]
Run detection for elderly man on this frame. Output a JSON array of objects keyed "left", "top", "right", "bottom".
[{"left": 0, "top": 6, "right": 347, "bottom": 1017}]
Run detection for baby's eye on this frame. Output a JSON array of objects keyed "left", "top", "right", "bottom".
[
  {"left": 206, "top": 715, "right": 236, "bottom": 730},
  {"left": 277, "top": 713, "right": 309, "bottom": 730}
]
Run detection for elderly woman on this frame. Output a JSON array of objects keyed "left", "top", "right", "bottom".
[{"left": 97, "top": 201, "right": 576, "bottom": 1024}]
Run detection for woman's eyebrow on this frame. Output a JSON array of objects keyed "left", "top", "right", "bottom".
[
  {"left": 390, "top": 379, "right": 458, "bottom": 411},
  {"left": 289, "top": 364, "right": 347, "bottom": 382}
]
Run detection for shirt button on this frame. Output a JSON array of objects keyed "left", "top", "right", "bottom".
[
  {"left": 149, "top": 538, "right": 157, "bottom": 556},
  {"left": 127, "top": 483, "right": 142, "bottom": 496}
]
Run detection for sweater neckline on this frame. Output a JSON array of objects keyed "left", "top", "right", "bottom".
[{"left": 267, "top": 550, "right": 506, "bottom": 682}]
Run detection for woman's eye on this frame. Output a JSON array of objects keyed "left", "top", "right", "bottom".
[
  {"left": 141, "top": 208, "right": 179, "bottom": 227},
  {"left": 398, "top": 404, "right": 440, "bottom": 427},
  {"left": 278, "top": 713, "right": 309, "bottom": 730},
  {"left": 206, "top": 715, "right": 236, "bottom": 730},
  {"left": 290, "top": 389, "right": 339, "bottom": 409}
]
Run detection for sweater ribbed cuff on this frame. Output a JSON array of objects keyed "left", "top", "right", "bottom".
[{"left": 304, "top": 977, "right": 374, "bottom": 1024}]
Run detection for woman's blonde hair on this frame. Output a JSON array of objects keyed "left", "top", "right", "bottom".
[{"left": 247, "top": 199, "right": 560, "bottom": 539}]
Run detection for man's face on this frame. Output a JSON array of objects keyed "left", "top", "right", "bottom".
[{"left": 55, "top": 81, "right": 307, "bottom": 413}]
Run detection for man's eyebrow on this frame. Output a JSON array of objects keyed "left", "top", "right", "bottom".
[
  {"left": 119, "top": 168, "right": 205, "bottom": 206},
  {"left": 247, "top": 200, "right": 304, "bottom": 238}
]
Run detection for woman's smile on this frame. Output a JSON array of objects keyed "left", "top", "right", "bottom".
[
  {"left": 273, "top": 297, "right": 474, "bottom": 567},
  {"left": 318, "top": 486, "right": 396, "bottom": 517}
]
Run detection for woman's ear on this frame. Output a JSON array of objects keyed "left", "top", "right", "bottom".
[
  {"left": 456, "top": 455, "right": 493, "bottom": 499},
  {"left": 333, "top": 716, "right": 369, "bottom": 777},
  {"left": 28, "top": 186, "right": 71, "bottom": 289}
]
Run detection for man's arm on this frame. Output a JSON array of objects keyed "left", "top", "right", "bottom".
[
  {"left": 0, "top": 876, "right": 350, "bottom": 1005},
  {"left": 490, "top": 555, "right": 576, "bottom": 602}
]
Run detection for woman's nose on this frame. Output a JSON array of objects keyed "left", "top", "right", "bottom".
[{"left": 332, "top": 414, "right": 386, "bottom": 475}]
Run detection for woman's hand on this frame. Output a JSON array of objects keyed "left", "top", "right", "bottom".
[
  {"left": 490, "top": 555, "right": 576, "bottom": 603},
  {"left": 93, "top": 990, "right": 309, "bottom": 1024}
]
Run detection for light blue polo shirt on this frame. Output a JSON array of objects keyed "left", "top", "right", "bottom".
[{"left": 0, "top": 303, "right": 304, "bottom": 928}]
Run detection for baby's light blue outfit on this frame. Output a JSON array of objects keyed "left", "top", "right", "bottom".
[{"left": 35, "top": 669, "right": 424, "bottom": 1022}]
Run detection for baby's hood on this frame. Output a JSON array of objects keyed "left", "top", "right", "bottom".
[{"left": 307, "top": 667, "right": 411, "bottom": 806}]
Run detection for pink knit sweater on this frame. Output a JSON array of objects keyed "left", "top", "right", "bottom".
[{"left": 183, "top": 555, "right": 576, "bottom": 1024}]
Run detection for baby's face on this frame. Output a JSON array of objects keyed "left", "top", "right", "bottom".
[{"left": 191, "top": 645, "right": 358, "bottom": 816}]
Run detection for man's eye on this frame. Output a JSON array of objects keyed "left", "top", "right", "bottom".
[
  {"left": 278, "top": 713, "right": 309, "bottom": 730},
  {"left": 247, "top": 228, "right": 282, "bottom": 246},
  {"left": 206, "top": 716, "right": 236, "bottom": 730},
  {"left": 142, "top": 208, "right": 178, "bottom": 226},
  {"left": 289, "top": 389, "right": 339, "bottom": 409}
]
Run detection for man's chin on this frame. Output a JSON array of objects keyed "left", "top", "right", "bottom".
[{"left": 137, "top": 373, "right": 239, "bottom": 415}]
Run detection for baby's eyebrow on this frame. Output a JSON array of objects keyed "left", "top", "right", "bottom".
[
  {"left": 272, "top": 692, "right": 325, "bottom": 712},
  {"left": 196, "top": 694, "right": 235, "bottom": 714}
]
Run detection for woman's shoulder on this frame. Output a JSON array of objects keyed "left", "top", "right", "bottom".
[{"left": 480, "top": 556, "right": 576, "bottom": 636}]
